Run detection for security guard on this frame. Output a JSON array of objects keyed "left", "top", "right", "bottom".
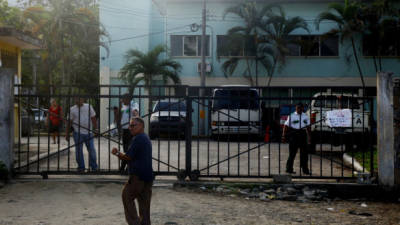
[{"left": 281, "top": 102, "right": 311, "bottom": 175}]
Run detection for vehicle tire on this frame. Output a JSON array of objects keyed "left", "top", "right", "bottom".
[
  {"left": 177, "top": 169, "right": 186, "bottom": 181},
  {"left": 189, "top": 170, "right": 200, "bottom": 181}
]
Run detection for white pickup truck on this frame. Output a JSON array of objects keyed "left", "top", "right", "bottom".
[{"left": 307, "top": 92, "right": 371, "bottom": 151}]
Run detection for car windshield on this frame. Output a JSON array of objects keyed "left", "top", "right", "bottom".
[
  {"left": 154, "top": 101, "right": 186, "bottom": 112},
  {"left": 314, "top": 96, "right": 360, "bottom": 109},
  {"left": 213, "top": 89, "right": 259, "bottom": 110},
  {"left": 33, "top": 110, "right": 45, "bottom": 117}
]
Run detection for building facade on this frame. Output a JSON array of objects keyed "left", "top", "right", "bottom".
[{"left": 99, "top": 0, "right": 398, "bottom": 133}]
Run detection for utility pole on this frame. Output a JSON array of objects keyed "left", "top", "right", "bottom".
[{"left": 199, "top": 0, "right": 206, "bottom": 136}]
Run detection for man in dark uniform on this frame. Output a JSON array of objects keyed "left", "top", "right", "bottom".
[{"left": 281, "top": 103, "right": 311, "bottom": 175}]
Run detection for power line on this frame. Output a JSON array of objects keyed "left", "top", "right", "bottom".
[{"left": 109, "top": 24, "right": 190, "bottom": 43}]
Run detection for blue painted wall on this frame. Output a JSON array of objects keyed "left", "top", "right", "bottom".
[
  {"left": 157, "top": 1, "right": 399, "bottom": 80},
  {"left": 99, "top": 0, "right": 151, "bottom": 71},
  {"left": 100, "top": 0, "right": 400, "bottom": 80}
]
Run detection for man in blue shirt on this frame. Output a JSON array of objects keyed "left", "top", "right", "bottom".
[{"left": 112, "top": 117, "right": 154, "bottom": 225}]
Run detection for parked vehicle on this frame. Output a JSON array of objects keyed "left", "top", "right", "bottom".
[
  {"left": 31, "top": 108, "right": 47, "bottom": 128},
  {"left": 149, "top": 99, "right": 187, "bottom": 139},
  {"left": 210, "top": 86, "right": 261, "bottom": 138},
  {"left": 21, "top": 108, "right": 32, "bottom": 136},
  {"left": 307, "top": 92, "right": 370, "bottom": 151}
]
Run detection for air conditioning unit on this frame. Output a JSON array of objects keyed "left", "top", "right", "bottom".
[{"left": 197, "top": 62, "right": 212, "bottom": 73}]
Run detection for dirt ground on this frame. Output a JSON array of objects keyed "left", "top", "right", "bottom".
[{"left": 0, "top": 180, "right": 400, "bottom": 225}]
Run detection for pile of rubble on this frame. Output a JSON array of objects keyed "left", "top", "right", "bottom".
[{"left": 198, "top": 184, "right": 331, "bottom": 202}]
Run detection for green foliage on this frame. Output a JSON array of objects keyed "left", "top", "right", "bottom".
[
  {"left": 315, "top": 0, "right": 366, "bottom": 87},
  {"left": 222, "top": 2, "right": 308, "bottom": 86},
  {"left": 0, "top": 0, "right": 25, "bottom": 29},
  {"left": 120, "top": 45, "right": 182, "bottom": 93},
  {"left": 119, "top": 45, "right": 182, "bottom": 111},
  {"left": 352, "top": 147, "right": 378, "bottom": 173},
  {"left": 358, "top": 0, "right": 400, "bottom": 72},
  {"left": 18, "top": 0, "right": 109, "bottom": 98},
  {"left": 259, "top": 4, "right": 309, "bottom": 86},
  {"left": 222, "top": 1, "right": 263, "bottom": 85}
]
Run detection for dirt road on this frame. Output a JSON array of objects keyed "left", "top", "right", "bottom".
[{"left": 0, "top": 180, "right": 399, "bottom": 225}]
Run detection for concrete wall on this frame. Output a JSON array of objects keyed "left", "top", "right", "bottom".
[
  {"left": 0, "top": 69, "right": 14, "bottom": 171},
  {"left": 377, "top": 72, "right": 400, "bottom": 189}
]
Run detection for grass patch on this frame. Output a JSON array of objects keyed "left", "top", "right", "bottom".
[{"left": 351, "top": 147, "right": 378, "bottom": 172}]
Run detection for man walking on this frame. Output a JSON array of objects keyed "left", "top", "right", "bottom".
[
  {"left": 112, "top": 117, "right": 154, "bottom": 225},
  {"left": 282, "top": 102, "right": 311, "bottom": 175},
  {"left": 66, "top": 97, "right": 98, "bottom": 172}
]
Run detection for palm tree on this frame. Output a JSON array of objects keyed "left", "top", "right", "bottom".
[
  {"left": 119, "top": 45, "right": 182, "bottom": 112},
  {"left": 259, "top": 4, "right": 309, "bottom": 86},
  {"left": 360, "top": 0, "right": 400, "bottom": 72},
  {"left": 222, "top": 1, "right": 264, "bottom": 85},
  {"left": 315, "top": 0, "right": 365, "bottom": 88}
]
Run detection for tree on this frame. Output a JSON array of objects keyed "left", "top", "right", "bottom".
[
  {"left": 221, "top": 1, "right": 263, "bottom": 85},
  {"left": 119, "top": 45, "right": 182, "bottom": 111},
  {"left": 258, "top": 4, "right": 309, "bottom": 86},
  {"left": 0, "top": 0, "right": 25, "bottom": 29},
  {"left": 360, "top": 0, "right": 400, "bottom": 72},
  {"left": 315, "top": 0, "right": 366, "bottom": 88},
  {"left": 222, "top": 2, "right": 308, "bottom": 86},
  {"left": 21, "top": 0, "right": 109, "bottom": 94}
]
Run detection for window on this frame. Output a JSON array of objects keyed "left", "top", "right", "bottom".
[
  {"left": 217, "top": 35, "right": 256, "bottom": 57},
  {"left": 171, "top": 35, "right": 210, "bottom": 57},
  {"left": 288, "top": 35, "right": 339, "bottom": 57}
]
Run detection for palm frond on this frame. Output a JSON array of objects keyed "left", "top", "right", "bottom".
[
  {"left": 222, "top": 57, "right": 240, "bottom": 77},
  {"left": 315, "top": 12, "right": 344, "bottom": 30}
]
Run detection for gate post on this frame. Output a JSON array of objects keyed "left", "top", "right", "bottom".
[
  {"left": 185, "top": 97, "right": 192, "bottom": 177},
  {"left": 377, "top": 72, "right": 400, "bottom": 189},
  {"left": 0, "top": 69, "right": 14, "bottom": 176}
]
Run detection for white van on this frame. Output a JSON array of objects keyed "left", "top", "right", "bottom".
[
  {"left": 210, "top": 85, "right": 261, "bottom": 137},
  {"left": 308, "top": 92, "right": 370, "bottom": 150}
]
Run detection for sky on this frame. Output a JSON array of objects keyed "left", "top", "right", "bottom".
[{"left": 7, "top": 0, "right": 20, "bottom": 7}]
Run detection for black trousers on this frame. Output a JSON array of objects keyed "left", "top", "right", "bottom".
[
  {"left": 286, "top": 129, "right": 309, "bottom": 171},
  {"left": 120, "top": 129, "right": 133, "bottom": 171}
]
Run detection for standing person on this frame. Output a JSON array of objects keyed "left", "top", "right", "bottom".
[
  {"left": 46, "top": 98, "right": 62, "bottom": 144},
  {"left": 116, "top": 93, "right": 139, "bottom": 172},
  {"left": 65, "top": 97, "right": 98, "bottom": 172},
  {"left": 281, "top": 102, "right": 311, "bottom": 175},
  {"left": 112, "top": 117, "right": 154, "bottom": 225}
]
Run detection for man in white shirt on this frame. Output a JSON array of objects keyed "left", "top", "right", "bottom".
[
  {"left": 65, "top": 97, "right": 98, "bottom": 172},
  {"left": 116, "top": 93, "right": 139, "bottom": 172},
  {"left": 282, "top": 103, "right": 311, "bottom": 175}
]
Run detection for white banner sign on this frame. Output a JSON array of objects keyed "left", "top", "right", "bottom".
[{"left": 326, "top": 109, "right": 352, "bottom": 128}]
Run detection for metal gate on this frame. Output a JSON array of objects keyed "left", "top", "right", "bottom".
[{"left": 13, "top": 85, "right": 376, "bottom": 181}]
